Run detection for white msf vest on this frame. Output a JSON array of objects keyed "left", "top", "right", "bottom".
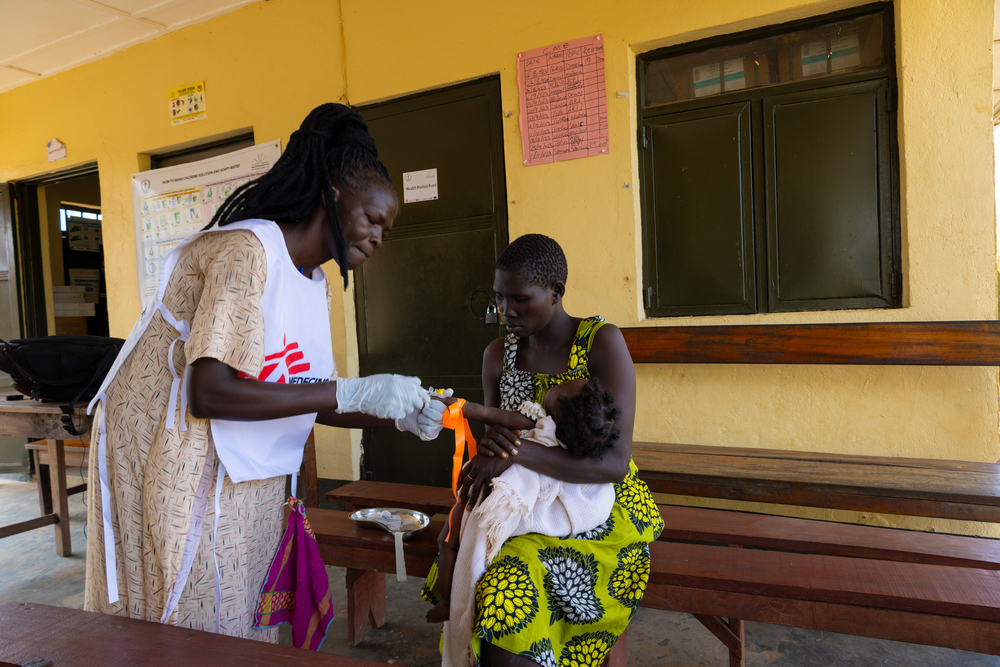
[{"left": 88, "top": 218, "right": 335, "bottom": 621}]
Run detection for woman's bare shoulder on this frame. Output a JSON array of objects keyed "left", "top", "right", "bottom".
[{"left": 589, "top": 322, "right": 632, "bottom": 366}]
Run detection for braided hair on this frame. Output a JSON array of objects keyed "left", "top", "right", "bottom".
[
  {"left": 554, "top": 378, "right": 621, "bottom": 460},
  {"left": 495, "top": 234, "right": 568, "bottom": 287},
  {"left": 203, "top": 103, "right": 393, "bottom": 288}
]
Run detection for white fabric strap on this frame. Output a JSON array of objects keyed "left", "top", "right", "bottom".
[
  {"left": 290, "top": 471, "right": 297, "bottom": 500},
  {"left": 394, "top": 532, "right": 407, "bottom": 582},
  {"left": 160, "top": 305, "right": 191, "bottom": 432},
  {"left": 96, "top": 400, "right": 119, "bottom": 604},
  {"left": 213, "top": 460, "right": 226, "bottom": 634},
  {"left": 160, "top": 445, "right": 216, "bottom": 624},
  {"left": 164, "top": 336, "right": 188, "bottom": 431}
]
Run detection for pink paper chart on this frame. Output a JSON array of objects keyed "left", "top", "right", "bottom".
[{"left": 517, "top": 34, "right": 609, "bottom": 167}]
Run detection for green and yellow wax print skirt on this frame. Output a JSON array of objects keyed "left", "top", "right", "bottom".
[{"left": 422, "top": 460, "right": 663, "bottom": 667}]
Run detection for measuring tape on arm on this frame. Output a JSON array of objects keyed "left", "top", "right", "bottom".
[{"left": 441, "top": 398, "right": 476, "bottom": 541}]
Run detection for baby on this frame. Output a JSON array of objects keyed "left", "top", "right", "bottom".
[{"left": 426, "top": 377, "right": 620, "bottom": 624}]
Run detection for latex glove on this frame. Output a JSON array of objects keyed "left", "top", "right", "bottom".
[
  {"left": 395, "top": 387, "right": 453, "bottom": 441},
  {"left": 335, "top": 374, "right": 429, "bottom": 420}
]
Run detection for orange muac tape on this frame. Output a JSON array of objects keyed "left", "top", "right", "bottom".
[
  {"left": 442, "top": 399, "right": 476, "bottom": 499},
  {"left": 442, "top": 399, "right": 476, "bottom": 544}
]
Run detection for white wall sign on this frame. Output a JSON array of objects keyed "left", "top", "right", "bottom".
[
  {"left": 131, "top": 141, "right": 281, "bottom": 310},
  {"left": 402, "top": 168, "right": 438, "bottom": 203},
  {"left": 47, "top": 138, "right": 67, "bottom": 163},
  {"left": 67, "top": 217, "right": 102, "bottom": 252},
  {"left": 692, "top": 63, "right": 721, "bottom": 98}
]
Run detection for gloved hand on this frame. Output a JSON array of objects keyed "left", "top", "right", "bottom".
[
  {"left": 335, "top": 374, "right": 429, "bottom": 420},
  {"left": 395, "top": 387, "right": 453, "bottom": 441}
]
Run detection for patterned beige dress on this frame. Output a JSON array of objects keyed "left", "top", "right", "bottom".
[{"left": 84, "top": 229, "right": 325, "bottom": 640}]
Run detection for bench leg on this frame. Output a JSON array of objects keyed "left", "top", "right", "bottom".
[
  {"left": 345, "top": 569, "right": 386, "bottom": 646},
  {"left": 32, "top": 450, "right": 53, "bottom": 516},
  {"left": 602, "top": 630, "right": 626, "bottom": 666},
  {"left": 693, "top": 614, "right": 744, "bottom": 667},
  {"left": 46, "top": 439, "right": 71, "bottom": 556}
]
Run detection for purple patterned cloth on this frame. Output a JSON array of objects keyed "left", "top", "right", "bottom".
[{"left": 253, "top": 497, "right": 334, "bottom": 650}]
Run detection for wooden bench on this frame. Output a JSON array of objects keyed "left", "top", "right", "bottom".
[
  {"left": 645, "top": 504, "right": 1000, "bottom": 664},
  {"left": 623, "top": 320, "right": 1000, "bottom": 663},
  {"left": 0, "top": 601, "right": 392, "bottom": 667},
  {"left": 312, "top": 484, "right": 1000, "bottom": 662}
]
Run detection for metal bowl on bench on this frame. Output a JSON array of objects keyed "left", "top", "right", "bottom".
[{"left": 349, "top": 507, "right": 430, "bottom": 541}]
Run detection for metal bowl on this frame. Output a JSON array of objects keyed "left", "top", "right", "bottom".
[{"left": 349, "top": 507, "right": 430, "bottom": 541}]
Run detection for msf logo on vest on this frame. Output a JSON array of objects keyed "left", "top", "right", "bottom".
[{"left": 238, "top": 335, "right": 327, "bottom": 384}]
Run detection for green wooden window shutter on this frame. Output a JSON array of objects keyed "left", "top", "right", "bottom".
[{"left": 642, "top": 103, "right": 756, "bottom": 317}]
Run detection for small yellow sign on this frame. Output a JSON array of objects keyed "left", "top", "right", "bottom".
[{"left": 169, "top": 81, "right": 206, "bottom": 126}]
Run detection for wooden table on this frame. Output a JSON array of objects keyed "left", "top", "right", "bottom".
[
  {"left": 0, "top": 394, "right": 91, "bottom": 555},
  {"left": 0, "top": 602, "right": 390, "bottom": 667},
  {"left": 632, "top": 441, "right": 1000, "bottom": 523}
]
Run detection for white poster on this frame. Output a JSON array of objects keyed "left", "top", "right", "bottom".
[
  {"left": 831, "top": 34, "right": 861, "bottom": 72},
  {"left": 692, "top": 63, "right": 721, "bottom": 98},
  {"left": 132, "top": 141, "right": 281, "bottom": 310},
  {"left": 722, "top": 58, "right": 746, "bottom": 91},
  {"left": 402, "top": 168, "right": 439, "bottom": 203},
  {"left": 67, "top": 217, "right": 102, "bottom": 252},
  {"left": 801, "top": 40, "right": 829, "bottom": 77}
]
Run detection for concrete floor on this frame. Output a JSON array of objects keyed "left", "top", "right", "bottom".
[{"left": 2, "top": 475, "right": 999, "bottom": 666}]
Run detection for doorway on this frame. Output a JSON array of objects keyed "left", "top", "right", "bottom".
[
  {"left": 10, "top": 165, "right": 107, "bottom": 339},
  {"left": 355, "top": 76, "right": 509, "bottom": 485}
]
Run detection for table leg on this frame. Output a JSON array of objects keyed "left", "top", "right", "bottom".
[
  {"left": 32, "top": 450, "right": 52, "bottom": 516},
  {"left": 345, "top": 569, "right": 386, "bottom": 646},
  {"left": 46, "top": 439, "right": 71, "bottom": 556}
]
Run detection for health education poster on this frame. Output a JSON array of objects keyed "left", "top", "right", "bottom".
[{"left": 131, "top": 141, "right": 281, "bottom": 311}]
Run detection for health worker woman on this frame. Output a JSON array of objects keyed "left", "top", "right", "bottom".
[{"left": 83, "top": 103, "right": 443, "bottom": 640}]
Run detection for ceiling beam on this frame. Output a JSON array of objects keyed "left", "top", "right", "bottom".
[
  {"left": 76, "top": 0, "right": 167, "bottom": 29},
  {"left": 2, "top": 64, "right": 41, "bottom": 77}
]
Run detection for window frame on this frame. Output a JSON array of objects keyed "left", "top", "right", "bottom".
[{"left": 637, "top": 3, "right": 899, "bottom": 318}]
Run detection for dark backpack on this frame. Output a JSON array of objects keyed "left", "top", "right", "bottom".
[{"left": 0, "top": 335, "right": 125, "bottom": 435}]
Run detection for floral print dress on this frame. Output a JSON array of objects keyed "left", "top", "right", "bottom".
[{"left": 423, "top": 316, "right": 664, "bottom": 666}]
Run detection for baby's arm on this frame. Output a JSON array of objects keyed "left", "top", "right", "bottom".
[{"left": 438, "top": 396, "right": 535, "bottom": 431}]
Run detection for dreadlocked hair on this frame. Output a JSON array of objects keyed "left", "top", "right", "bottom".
[
  {"left": 203, "top": 103, "right": 393, "bottom": 289},
  {"left": 495, "top": 234, "right": 568, "bottom": 287},
  {"left": 554, "top": 378, "right": 621, "bottom": 460}
]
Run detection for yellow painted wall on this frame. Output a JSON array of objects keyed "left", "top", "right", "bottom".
[{"left": 0, "top": 0, "right": 996, "bottom": 526}]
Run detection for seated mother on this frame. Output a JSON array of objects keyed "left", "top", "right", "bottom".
[{"left": 424, "top": 234, "right": 663, "bottom": 667}]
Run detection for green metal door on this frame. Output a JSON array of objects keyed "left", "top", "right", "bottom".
[{"left": 355, "top": 77, "right": 507, "bottom": 485}]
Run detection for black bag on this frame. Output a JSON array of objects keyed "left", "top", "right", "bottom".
[{"left": 0, "top": 335, "right": 125, "bottom": 435}]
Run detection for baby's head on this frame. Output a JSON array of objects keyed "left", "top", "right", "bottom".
[{"left": 543, "top": 378, "right": 620, "bottom": 459}]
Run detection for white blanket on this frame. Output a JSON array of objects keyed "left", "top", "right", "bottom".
[{"left": 442, "top": 415, "right": 616, "bottom": 667}]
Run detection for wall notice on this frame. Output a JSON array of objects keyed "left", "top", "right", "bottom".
[
  {"left": 800, "top": 41, "right": 829, "bottom": 77},
  {"left": 692, "top": 63, "right": 721, "bottom": 98},
  {"left": 517, "top": 34, "right": 608, "bottom": 166},
  {"left": 67, "top": 217, "right": 102, "bottom": 252},
  {"left": 402, "top": 168, "right": 439, "bottom": 203},
  {"left": 169, "top": 81, "right": 207, "bottom": 125},
  {"left": 131, "top": 141, "right": 281, "bottom": 310}
]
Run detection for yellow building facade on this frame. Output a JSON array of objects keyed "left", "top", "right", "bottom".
[{"left": 0, "top": 0, "right": 995, "bottom": 533}]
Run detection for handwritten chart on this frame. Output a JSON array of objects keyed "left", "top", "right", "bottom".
[{"left": 517, "top": 34, "right": 609, "bottom": 166}]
